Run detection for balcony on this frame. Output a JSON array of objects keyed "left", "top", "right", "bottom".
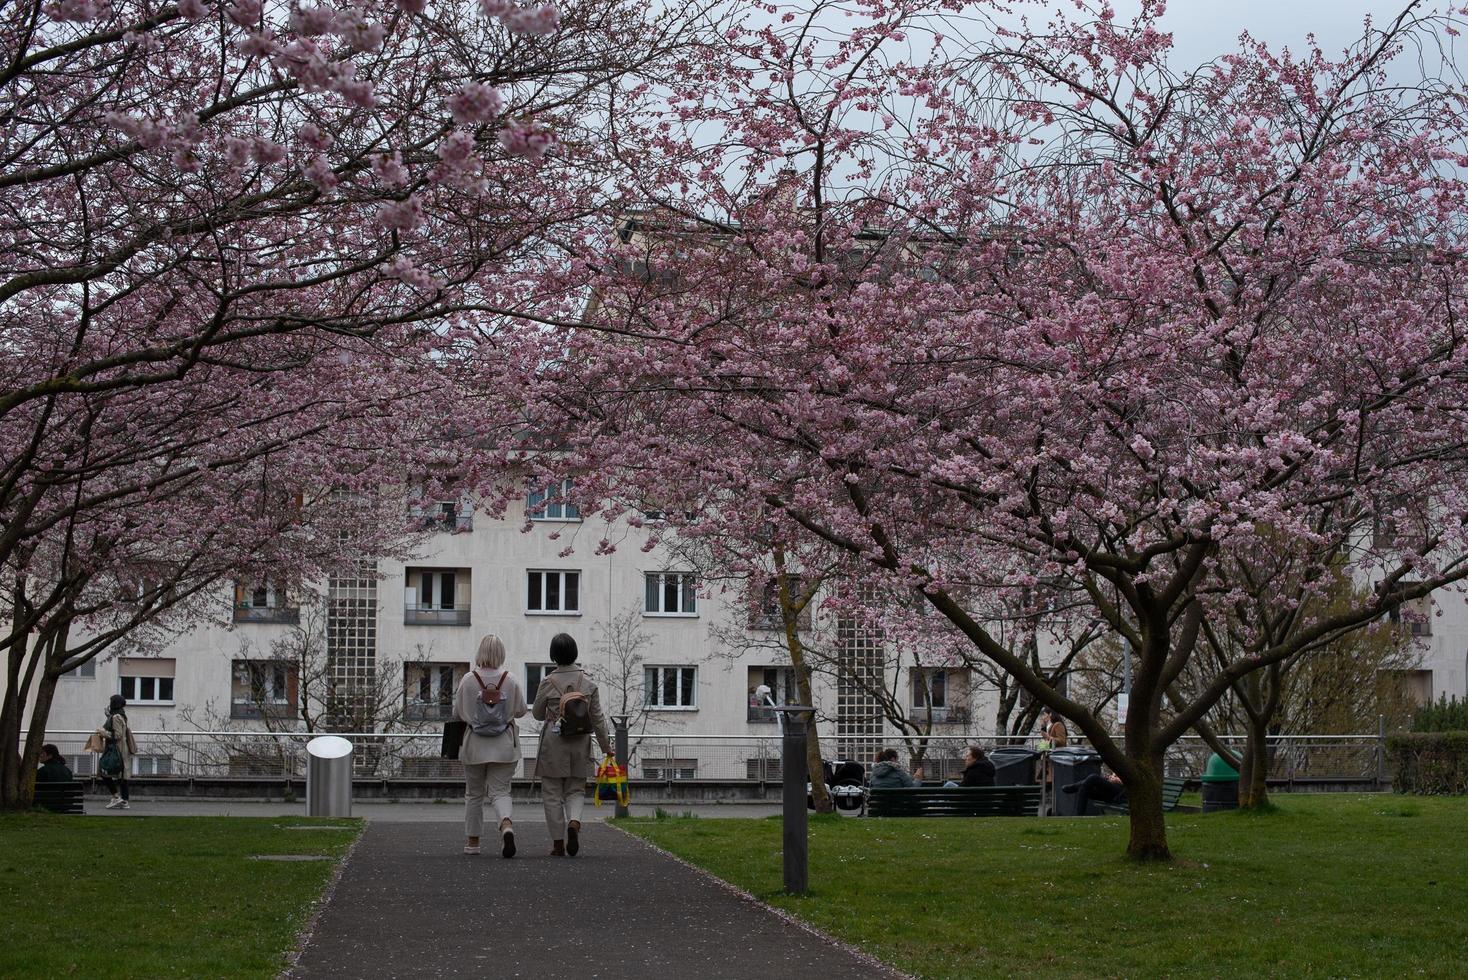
[
  {"left": 404, "top": 701, "right": 456, "bottom": 722},
  {"left": 747, "top": 705, "right": 779, "bottom": 724},
  {"left": 233, "top": 605, "right": 301, "bottom": 625},
  {"left": 229, "top": 701, "right": 299, "bottom": 721},
  {"left": 911, "top": 706, "right": 971, "bottom": 726},
  {"left": 404, "top": 604, "right": 470, "bottom": 627}
]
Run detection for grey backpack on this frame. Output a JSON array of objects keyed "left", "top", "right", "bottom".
[{"left": 468, "top": 671, "right": 512, "bottom": 737}]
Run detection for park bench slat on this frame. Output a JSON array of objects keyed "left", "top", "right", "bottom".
[
  {"left": 33, "top": 780, "right": 85, "bottom": 815},
  {"left": 867, "top": 785, "right": 1042, "bottom": 818}
]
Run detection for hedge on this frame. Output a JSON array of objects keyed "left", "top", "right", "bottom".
[
  {"left": 1412, "top": 695, "right": 1468, "bottom": 733},
  {"left": 1387, "top": 732, "right": 1468, "bottom": 795}
]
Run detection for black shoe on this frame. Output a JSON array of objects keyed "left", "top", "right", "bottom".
[
  {"left": 501, "top": 830, "right": 516, "bottom": 859},
  {"left": 566, "top": 821, "right": 580, "bottom": 857},
  {"left": 1061, "top": 782, "right": 1079, "bottom": 794}
]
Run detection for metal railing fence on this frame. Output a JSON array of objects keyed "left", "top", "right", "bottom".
[{"left": 42, "top": 730, "right": 1390, "bottom": 785}]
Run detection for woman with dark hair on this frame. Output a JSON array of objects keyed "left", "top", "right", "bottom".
[
  {"left": 96, "top": 694, "right": 135, "bottom": 809},
  {"left": 869, "top": 747, "right": 923, "bottom": 788},
  {"left": 531, "top": 633, "right": 612, "bottom": 857}
]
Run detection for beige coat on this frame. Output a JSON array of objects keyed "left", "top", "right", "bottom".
[
  {"left": 531, "top": 666, "right": 612, "bottom": 779},
  {"left": 94, "top": 712, "right": 136, "bottom": 769},
  {"left": 454, "top": 668, "right": 528, "bottom": 766}
]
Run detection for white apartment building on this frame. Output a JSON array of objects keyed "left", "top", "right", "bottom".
[
  {"left": 38, "top": 488, "right": 1468, "bottom": 782},
  {"left": 39, "top": 488, "right": 1001, "bottom": 783}
]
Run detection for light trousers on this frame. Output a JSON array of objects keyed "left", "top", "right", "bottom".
[
  {"left": 540, "top": 776, "right": 587, "bottom": 842},
  {"left": 464, "top": 761, "right": 515, "bottom": 838}
]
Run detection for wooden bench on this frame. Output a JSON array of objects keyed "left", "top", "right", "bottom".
[
  {"left": 867, "top": 785, "right": 1042, "bottom": 818},
  {"left": 1095, "top": 776, "right": 1186, "bottom": 816},
  {"left": 33, "top": 780, "right": 85, "bottom": 815}
]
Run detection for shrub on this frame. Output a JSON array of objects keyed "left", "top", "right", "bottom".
[
  {"left": 1411, "top": 695, "right": 1468, "bottom": 733},
  {"left": 1387, "top": 732, "right": 1468, "bottom": 795}
]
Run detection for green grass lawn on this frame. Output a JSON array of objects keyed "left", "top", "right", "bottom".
[
  {"left": 622, "top": 794, "right": 1468, "bottom": 979},
  {"left": 0, "top": 812, "right": 359, "bottom": 979}
]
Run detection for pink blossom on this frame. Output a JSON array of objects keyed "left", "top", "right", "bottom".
[
  {"left": 296, "top": 122, "right": 332, "bottom": 150},
  {"left": 371, "top": 151, "right": 408, "bottom": 187},
  {"left": 393, "top": 0, "right": 425, "bottom": 12},
  {"left": 251, "top": 138, "right": 287, "bottom": 165},
  {"left": 497, "top": 120, "right": 553, "bottom": 160},
  {"left": 226, "top": 0, "right": 260, "bottom": 25},
  {"left": 289, "top": 4, "right": 337, "bottom": 36},
  {"left": 43, "top": 0, "right": 110, "bottom": 22},
  {"left": 236, "top": 29, "right": 275, "bottom": 56},
  {"left": 501, "top": 3, "right": 558, "bottom": 36},
  {"left": 448, "top": 82, "right": 504, "bottom": 125},
  {"left": 177, "top": 0, "right": 208, "bottom": 20},
  {"left": 387, "top": 256, "right": 439, "bottom": 291},
  {"left": 436, "top": 131, "right": 477, "bottom": 171},
  {"left": 376, "top": 195, "right": 424, "bottom": 232},
  {"left": 222, "top": 136, "right": 252, "bottom": 169},
  {"left": 478, "top": 0, "right": 513, "bottom": 17},
  {"left": 304, "top": 154, "right": 338, "bottom": 192},
  {"left": 170, "top": 146, "right": 203, "bottom": 172},
  {"left": 338, "top": 13, "right": 385, "bottom": 53}
]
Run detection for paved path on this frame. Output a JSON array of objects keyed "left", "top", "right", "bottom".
[{"left": 288, "top": 820, "right": 901, "bottom": 980}]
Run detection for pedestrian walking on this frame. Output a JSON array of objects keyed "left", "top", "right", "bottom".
[
  {"left": 531, "top": 633, "right": 612, "bottom": 857},
  {"left": 455, "top": 634, "right": 527, "bottom": 858},
  {"left": 90, "top": 695, "right": 136, "bottom": 809}
]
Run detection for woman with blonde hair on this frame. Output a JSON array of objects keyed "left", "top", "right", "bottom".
[{"left": 454, "top": 634, "right": 527, "bottom": 857}]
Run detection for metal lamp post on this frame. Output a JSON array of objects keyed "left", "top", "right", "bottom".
[{"left": 612, "top": 714, "right": 630, "bottom": 819}]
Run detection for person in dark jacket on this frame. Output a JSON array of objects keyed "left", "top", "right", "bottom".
[
  {"left": 869, "top": 748, "right": 923, "bottom": 788},
  {"left": 36, "top": 744, "right": 73, "bottom": 782},
  {"left": 1063, "top": 770, "right": 1126, "bottom": 814},
  {"left": 959, "top": 745, "right": 995, "bottom": 786}
]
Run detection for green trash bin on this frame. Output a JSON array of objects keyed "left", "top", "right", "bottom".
[{"left": 1201, "top": 753, "right": 1239, "bottom": 812}]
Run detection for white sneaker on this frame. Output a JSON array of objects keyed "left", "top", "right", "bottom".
[
  {"left": 105, "top": 797, "right": 122, "bottom": 809},
  {"left": 118, "top": 801, "right": 130, "bottom": 810}
]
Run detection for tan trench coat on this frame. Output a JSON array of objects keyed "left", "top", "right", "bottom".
[{"left": 531, "top": 666, "right": 612, "bottom": 779}]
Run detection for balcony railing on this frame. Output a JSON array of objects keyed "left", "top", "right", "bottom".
[
  {"left": 229, "top": 701, "right": 299, "bottom": 721},
  {"left": 413, "top": 512, "right": 473, "bottom": 533},
  {"left": 233, "top": 605, "right": 301, "bottom": 625},
  {"left": 910, "top": 706, "right": 971, "bottom": 726},
  {"left": 404, "top": 605, "right": 471, "bottom": 626},
  {"left": 404, "top": 701, "right": 455, "bottom": 722}
]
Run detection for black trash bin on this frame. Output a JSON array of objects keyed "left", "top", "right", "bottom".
[
  {"left": 1050, "top": 748, "right": 1104, "bottom": 815},
  {"left": 990, "top": 747, "right": 1039, "bottom": 786}
]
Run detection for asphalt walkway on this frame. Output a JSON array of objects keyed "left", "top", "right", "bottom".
[{"left": 288, "top": 819, "right": 902, "bottom": 980}]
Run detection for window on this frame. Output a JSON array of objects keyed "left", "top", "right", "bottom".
[
  {"left": 528, "top": 479, "right": 580, "bottom": 521},
  {"left": 645, "top": 572, "right": 697, "bottom": 616},
  {"left": 524, "top": 663, "right": 557, "bottom": 703},
  {"left": 527, "top": 570, "right": 580, "bottom": 614},
  {"left": 912, "top": 668, "right": 948, "bottom": 710},
  {"left": 644, "top": 666, "right": 697, "bottom": 710},
  {"left": 405, "top": 568, "right": 470, "bottom": 625},
  {"left": 642, "top": 757, "right": 698, "bottom": 780},
  {"left": 63, "top": 659, "right": 96, "bottom": 680},
  {"left": 132, "top": 755, "right": 173, "bottom": 776},
  {"left": 409, "top": 496, "right": 473, "bottom": 532},
  {"left": 233, "top": 578, "right": 300, "bottom": 624},
  {"left": 119, "top": 658, "right": 175, "bottom": 705},
  {"left": 232, "top": 660, "right": 298, "bottom": 719},
  {"left": 404, "top": 663, "right": 467, "bottom": 721},
  {"left": 1388, "top": 594, "right": 1434, "bottom": 637},
  {"left": 751, "top": 575, "right": 810, "bottom": 630},
  {"left": 747, "top": 666, "right": 797, "bottom": 722}
]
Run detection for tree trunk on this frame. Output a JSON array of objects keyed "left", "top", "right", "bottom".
[
  {"left": 1123, "top": 756, "right": 1172, "bottom": 861},
  {"left": 1237, "top": 713, "right": 1271, "bottom": 809}
]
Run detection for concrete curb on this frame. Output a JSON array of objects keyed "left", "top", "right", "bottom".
[
  {"left": 608, "top": 822, "right": 915, "bottom": 980},
  {"left": 278, "top": 821, "right": 366, "bottom": 980}
]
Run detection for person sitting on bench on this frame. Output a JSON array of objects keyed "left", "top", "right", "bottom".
[
  {"left": 943, "top": 745, "right": 996, "bottom": 787},
  {"left": 1062, "top": 769, "right": 1125, "bottom": 813},
  {"left": 36, "top": 744, "right": 73, "bottom": 783},
  {"left": 869, "top": 748, "right": 923, "bottom": 788}
]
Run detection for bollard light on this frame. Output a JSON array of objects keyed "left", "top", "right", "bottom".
[
  {"left": 772, "top": 704, "right": 813, "bottom": 895},
  {"left": 305, "top": 735, "right": 353, "bottom": 818}
]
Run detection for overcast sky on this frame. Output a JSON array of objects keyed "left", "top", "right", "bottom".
[{"left": 1092, "top": 1, "right": 1414, "bottom": 63}]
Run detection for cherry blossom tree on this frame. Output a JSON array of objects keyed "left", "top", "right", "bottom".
[
  {"left": 495, "top": 1, "right": 1468, "bottom": 860},
  {"left": 1, "top": 0, "right": 722, "bottom": 806}
]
